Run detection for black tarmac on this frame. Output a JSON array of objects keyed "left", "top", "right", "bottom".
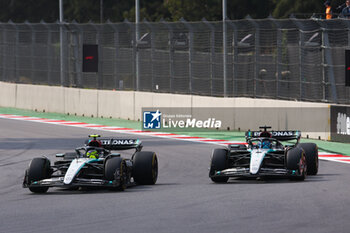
[{"left": 0, "top": 118, "right": 350, "bottom": 233}]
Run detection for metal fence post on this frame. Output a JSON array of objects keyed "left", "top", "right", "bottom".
[
  {"left": 202, "top": 18, "right": 215, "bottom": 96},
  {"left": 77, "top": 23, "right": 83, "bottom": 88},
  {"left": 299, "top": 29, "right": 303, "bottom": 101},
  {"left": 70, "top": 21, "right": 83, "bottom": 88},
  {"left": 107, "top": 21, "right": 120, "bottom": 90},
  {"left": 91, "top": 23, "right": 103, "bottom": 89},
  {"left": 223, "top": 19, "right": 227, "bottom": 97},
  {"left": 291, "top": 17, "right": 303, "bottom": 100},
  {"left": 247, "top": 16, "right": 259, "bottom": 98},
  {"left": 61, "top": 21, "right": 69, "bottom": 87},
  {"left": 97, "top": 23, "right": 103, "bottom": 90},
  {"left": 227, "top": 20, "right": 238, "bottom": 96},
  {"left": 2, "top": 21, "right": 9, "bottom": 81},
  {"left": 135, "top": 0, "right": 140, "bottom": 91},
  {"left": 124, "top": 19, "right": 136, "bottom": 91},
  {"left": 9, "top": 21, "right": 19, "bottom": 83},
  {"left": 181, "top": 18, "right": 193, "bottom": 94},
  {"left": 317, "top": 22, "right": 337, "bottom": 102},
  {"left": 270, "top": 18, "right": 282, "bottom": 98},
  {"left": 321, "top": 27, "right": 327, "bottom": 101},
  {"left": 0, "top": 23, "right": 4, "bottom": 81},
  {"left": 114, "top": 23, "right": 120, "bottom": 90},
  {"left": 144, "top": 19, "right": 155, "bottom": 91},
  {"left": 41, "top": 21, "right": 52, "bottom": 85},
  {"left": 189, "top": 23, "right": 193, "bottom": 95},
  {"left": 25, "top": 21, "right": 35, "bottom": 83},
  {"left": 161, "top": 20, "right": 174, "bottom": 93},
  {"left": 59, "top": 22, "right": 65, "bottom": 86},
  {"left": 345, "top": 19, "right": 350, "bottom": 102}
]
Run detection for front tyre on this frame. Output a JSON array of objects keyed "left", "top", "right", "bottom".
[
  {"left": 105, "top": 157, "right": 126, "bottom": 191},
  {"left": 298, "top": 143, "right": 318, "bottom": 175},
  {"left": 26, "top": 157, "right": 51, "bottom": 193},
  {"left": 286, "top": 148, "right": 306, "bottom": 181},
  {"left": 132, "top": 152, "right": 158, "bottom": 185},
  {"left": 209, "top": 148, "right": 229, "bottom": 183}
]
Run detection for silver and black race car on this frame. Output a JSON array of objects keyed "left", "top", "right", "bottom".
[
  {"left": 23, "top": 135, "right": 158, "bottom": 193},
  {"left": 209, "top": 126, "right": 318, "bottom": 182}
]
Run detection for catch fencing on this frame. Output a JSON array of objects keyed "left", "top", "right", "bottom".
[{"left": 0, "top": 18, "right": 349, "bottom": 104}]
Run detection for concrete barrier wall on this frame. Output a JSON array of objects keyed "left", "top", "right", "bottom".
[
  {"left": 97, "top": 90, "right": 135, "bottom": 120},
  {"left": 0, "top": 82, "right": 331, "bottom": 139},
  {"left": 0, "top": 82, "right": 16, "bottom": 107},
  {"left": 191, "top": 96, "right": 330, "bottom": 140}
]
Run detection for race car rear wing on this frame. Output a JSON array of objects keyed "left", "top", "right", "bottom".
[
  {"left": 245, "top": 130, "right": 301, "bottom": 141},
  {"left": 85, "top": 139, "right": 143, "bottom": 151}
]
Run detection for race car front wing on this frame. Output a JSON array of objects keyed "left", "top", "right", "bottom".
[
  {"left": 23, "top": 177, "right": 123, "bottom": 188},
  {"left": 211, "top": 167, "right": 302, "bottom": 178}
]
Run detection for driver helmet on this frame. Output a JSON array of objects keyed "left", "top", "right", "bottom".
[
  {"left": 88, "top": 140, "right": 102, "bottom": 147},
  {"left": 261, "top": 140, "right": 271, "bottom": 149},
  {"left": 260, "top": 131, "right": 272, "bottom": 138},
  {"left": 87, "top": 150, "right": 99, "bottom": 159}
]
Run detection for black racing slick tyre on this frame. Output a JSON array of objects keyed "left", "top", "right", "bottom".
[
  {"left": 286, "top": 147, "right": 306, "bottom": 181},
  {"left": 209, "top": 148, "right": 229, "bottom": 183},
  {"left": 132, "top": 151, "right": 158, "bottom": 185},
  {"left": 104, "top": 157, "right": 126, "bottom": 191},
  {"left": 298, "top": 143, "right": 318, "bottom": 175},
  {"left": 27, "top": 158, "right": 51, "bottom": 193}
]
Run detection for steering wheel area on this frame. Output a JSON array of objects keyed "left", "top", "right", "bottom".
[
  {"left": 248, "top": 138, "right": 283, "bottom": 150},
  {"left": 75, "top": 146, "right": 108, "bottom": 158}
]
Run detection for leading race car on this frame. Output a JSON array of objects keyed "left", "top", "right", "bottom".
[
  {"left": 23, "top": 135, "right": 158, "bottom": 193},
  {"left": 209, "top": 126, "right": 319, "bottom": 182}
]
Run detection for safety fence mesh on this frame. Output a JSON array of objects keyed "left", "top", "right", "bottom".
[{"left": 0, "top": 18, "right": 350, "bottom": 104}]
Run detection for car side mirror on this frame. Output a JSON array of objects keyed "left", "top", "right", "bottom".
[{"left": 55, "top": 153, "right": 64, "bottom": 157}]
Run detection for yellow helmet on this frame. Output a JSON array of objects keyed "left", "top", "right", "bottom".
[{"left": 87, "top": 150, "right": 99, "bottom": 159}]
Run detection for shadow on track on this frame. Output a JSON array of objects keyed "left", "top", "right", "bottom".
[
  {"left": 23, "top": 183, "right": 179, "bottom": 195},
  {"left": 208, "top": 175, "right": 328, "bottom": 185}
]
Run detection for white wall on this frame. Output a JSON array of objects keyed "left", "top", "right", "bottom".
[{"left": 0, "top": 82, "right": 331, "bottom": 139}]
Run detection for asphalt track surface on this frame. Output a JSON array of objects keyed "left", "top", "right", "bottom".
[{"left": 1, "top": 118, "right": 350, "bottom": 233}]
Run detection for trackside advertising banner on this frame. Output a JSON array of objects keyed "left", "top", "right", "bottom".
[{"left": 331, "top": 105, "right": 350, "bottom": 143}]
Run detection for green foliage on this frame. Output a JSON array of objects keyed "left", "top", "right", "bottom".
[
  {"left": 0, "top": 0, "right": 342, "bottom": 23},
  {"left": 227, "top": 0, "right": 275, "bottom": 19},
  {"left": 0, "top": 0, "right": 58, "bottom": 23},
  {"left": 164, "top": 0, "right": 221, "bottom": 21},
  {"left": 272, "top": 0, "right": 325, "bottom": 18},
  {"left": 64, "top": 0, "right": 133, "bottom": 23},
  {"left": 123, "top": 0, "right": 170, "bottom": 22}
]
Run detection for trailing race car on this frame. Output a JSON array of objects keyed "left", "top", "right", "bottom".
[
  {"left": 23, "top": 135, "right": 158, "bottom": 193},
  {"left": 209, "top": 126, "right": 318, "bottom": 183}
]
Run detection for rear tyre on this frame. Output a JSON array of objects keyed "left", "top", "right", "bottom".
[
  {"left": 27, "top": 158, "right": 51, "bottom": 193},
  {"left": 132, "top": 152, "right": 158, "bottom": 185},
  {"left": 298, "top": 143, "right": 318, "bottom": 175},
  {"left": 209, "top": 148, "right": 229, "bottom": 183},
  {"left": 286, "top": 148, "right": 306, "bottom": 181},
  {"left": 104, "top": 157, "right": 126, "bottom": 191}
]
